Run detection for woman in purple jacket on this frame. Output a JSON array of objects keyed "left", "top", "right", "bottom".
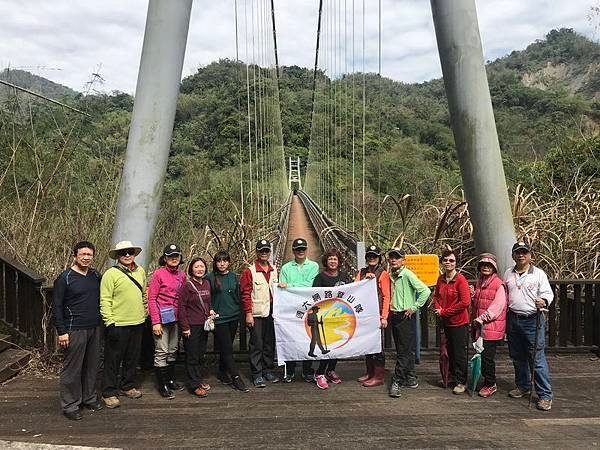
[
  {"left": 148, "top": 244, "right": 186, "bottom": 399},
  {"left": 471, "top": 253, "right": 508, "bottom": 398},
  {"left": 178, "top": 257, "right": 215, "bottom": 398}
]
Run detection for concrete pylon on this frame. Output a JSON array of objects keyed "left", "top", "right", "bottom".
[
  {"left": 111, "top": 0, "right": 193, "bottom": 268},
  {"left": 430, "top": 0, "right": 516, "bottom": 271}
]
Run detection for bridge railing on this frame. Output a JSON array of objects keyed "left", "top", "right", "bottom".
[
  {"left": 272, "top": 191, "right": 293, "bottom": 270},
  {"left": 296, "top": 190, "right": 359, "bottom": 272},
  {"left": 1, "top": 252, "right": 598, "bottom": 354}
]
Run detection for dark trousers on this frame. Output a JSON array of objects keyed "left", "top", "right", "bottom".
[
  {"left": 316, "top": 359, "right": 337, "bottom": 375},
  {"left": 390, "top": 312, "right": 417, "bottom": 384},
  {"left": 139, "top": 317, "right": 155, "bottom": 370},
  {"left": 286, "top": 360, "right": 314, "bottom": 376},
  {"left": 214, "top": 320, "right": 239, "bottom": 377},
  {"left": 60, "top": 327, "right": 101, "bottom": 413},
  {"left": 366, "top": 330, "right": 386, "bottom": 364},
  {"left": 444, "top": 324, "right": 468, "bottom": 385},
  {"left": 481, "top": 339, "right": 499, "bottom": 387},
  {"left": 183, "top": 325, "right": 208, "bottom": 390},
  {"left": 102, "top": 324, "right": 143, "bottom": 398},
  {"left": 249, "top": 315, "right": 276, "bottom": 377}
]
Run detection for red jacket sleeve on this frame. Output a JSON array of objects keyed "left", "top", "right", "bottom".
[
  {"left": 177, "top": 283, "right": 190, "bottom": 332},
  {"left": 433, "top": 277, "right": 442, "bottom": 311},
  {"left": 441, "top": 274, "right": 471, "bottom": 318},
  {"left": 240, "top": 268, "right": 253, "bottom": 314},
  {"left": 379, "top": 271, "right": 392, "bottom": 320}
]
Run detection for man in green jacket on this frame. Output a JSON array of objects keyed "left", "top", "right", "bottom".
[
  {"left": 278, "top": 238, "right": 319, "bottom": 383},
  {"left": 100, "top": 240, "right": 148, "bottom": 409},
  {"left": 387, "top": 248, "right": 431, "bottom": 398}
]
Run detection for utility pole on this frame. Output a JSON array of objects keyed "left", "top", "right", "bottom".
[
  {"left": 430, "top": 0, "right": 516, "bottom": 270},
  {"left": 111, "top": 0, "right": 193, "bottom": 268}
]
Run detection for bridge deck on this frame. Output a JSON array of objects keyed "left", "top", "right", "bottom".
[
  {"left": 283, "top": 193, "right": 323, "bottom": 263},
  {"left": 0, "top": 354, "right": 599, "bottom": 448}
]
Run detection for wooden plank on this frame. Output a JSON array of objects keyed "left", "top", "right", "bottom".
[
  {"left": 595, "top": 284, "right": 600, "bottom": 348},
  {"left": 548, "top": 283, "right": 557, "bottom": 347},
  {"left": 4, "top": 266, "right": 17, "bottom": 328},
  {"left": 573, "top": 284, "right": 582, "bottom": 346},
  {"left": 420, "top": 304, "right": 429, "bottom": 349},
  {"left": 584, "top": 283, "right": 594, "bottom": 346},
  {"left": 0, "top": 348, "right": 30, "bottom": 383},
  {"left": 0, "top": 262, "right": 5, "bottom": 321},
  {"left": 0, "top": 253, "right": 45, "bottom": 283},
  {"left": 558, "top": 284, "right": 569, "bottom": 347}
]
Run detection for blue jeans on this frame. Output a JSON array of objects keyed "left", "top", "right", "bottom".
[{"left": 507, "top": 312, "right": 553, "bottom": 400}]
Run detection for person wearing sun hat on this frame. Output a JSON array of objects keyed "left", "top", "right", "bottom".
[
  {"left": 147, "top": 244, "right": 187, "bottom": 399},
  {"left": 504, "top": 242, "right": 554, "bottom": 411},
  {"left": 100, "top": 240, "right": 147, "bottom": 409},
  {"left": 471, "top": 252, "right": 507, "bottom": 398},
  {"left": 240, "top": 239, "right": 280, "bottom": 388}
]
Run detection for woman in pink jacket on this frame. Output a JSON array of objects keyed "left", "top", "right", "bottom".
[
  {"left": 148, "top": 244, "right": 187, "bottom": 399},
  {"left": 471, "top": 253, "right": 508, "bottom": 398}
]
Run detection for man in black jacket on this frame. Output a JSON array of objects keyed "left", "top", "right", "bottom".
[{"left": 53, "top": 241, "right": 102, "bottom": 420}]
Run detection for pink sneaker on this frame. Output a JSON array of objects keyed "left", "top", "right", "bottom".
[
  {"left": 315, "top": 374, "right": 329, "bottom": 389},
  {"left": 478, "top": 384, "right": 497, "bottom": 398},
  {"left": 325, "top": 370, "right": 342, "bottom": 384}
]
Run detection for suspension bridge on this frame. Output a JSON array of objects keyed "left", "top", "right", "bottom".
[{"left": 0, "top": 0, "right": 599, "bottom": 448}]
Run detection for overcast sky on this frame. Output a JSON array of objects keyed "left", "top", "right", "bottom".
[{"left": 1, "top": 0, "right": 597, "bottom": 94}]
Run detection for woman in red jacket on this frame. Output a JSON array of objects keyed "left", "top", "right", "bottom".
[
  {"left": 433, "top": 249, "right": 471, "bottom": 395},
  {"left": 472, "top": 253, "right": 507, "bottom": 398}
]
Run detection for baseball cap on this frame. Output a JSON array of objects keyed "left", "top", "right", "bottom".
[
  {"left": 162, "top": 243, "right": 182, "bottom": 256},
  {"left": 365, "top": 245, "right": 381, "bottom": 257},
  {"left": 512, "top": 242, "right": 531, "bottom": 253},
  {"left": 256, "top": 239, "right": 271, "bottom": 251},
  {"left": 387, "top": 247, "right": 406, "bottom": 258},
  {"left": 292, "top": 238, "right": 308, "bottom": 250}
]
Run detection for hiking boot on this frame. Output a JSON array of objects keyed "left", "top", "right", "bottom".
[
  {"left": 82, "top": 400, "right": 103, "bottom": 411},
  {"left": 282, "top": 372, "right": 295, "bottom": 383},
  {"left": 453, "top": 383, "right": 466, "bottom": 395},
  {"left": 218, "top": 372, "right": 233, "bottom": 385},
  {"left": 64, "top": 410, "right": 82, "bottom": 420},
  {"left": 508, "top": 387, "right": 530, "bottom": 398},
  {"left": 315, "top": 374, "right": 329, "bottom": 390},
  {"left": 325, "top": 370, "right": 342, "bottom": 384},
  {"left": 357, "top": 359, "right": 374, "bottom": 383},
  {"left": 389, "top": 380, "right": 402, "bottom": 398},
  {"left": 264, "top": 372, "right": 280, "bottom": 383},
  {"left": 478, "top": 384, "right": 497, "bottom": 398},
  {"left": 536, "top": 398, "right": 552, "bottom": 411},
  {"left": 193, "top": 387, "right": 208, "bottom": 398},
  {"left": 232, "top": 375, "right": 249, "bottom": 392},
  {"left": 253, "top": 376, "right": 266, "bottom": 388},
  {"left": 156, "top": 367, "right": 174, "bottom": 399},
  {"left": 103, "top": 396, "right": 120, "bottom": 409},
  {"left": 166, "top": 364, "right": 185, "bottom": 392},
  {"left": 120, "top": 388, "right": 143, "bottom": 399}
]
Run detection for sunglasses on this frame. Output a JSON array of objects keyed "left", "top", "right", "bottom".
[
  {"left": 258, "top": 248, "right": 271, "bottom": 253},
  {"left": 294, "top": 247, "right": 307, "bottom": 252},
  {"left": 118, "top": 249, "right": 136, "bottom": 257},
  {"left": 442, "top": 258, "right": 456, "bottom": 263}
]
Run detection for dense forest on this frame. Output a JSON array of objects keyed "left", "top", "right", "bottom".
[{"left": 0, "top": 28, "right": 598, "bottom": 278}]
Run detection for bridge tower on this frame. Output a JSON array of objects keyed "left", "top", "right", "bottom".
[{"left": 288, "top": 157, "right": 302, "bottom": 191}]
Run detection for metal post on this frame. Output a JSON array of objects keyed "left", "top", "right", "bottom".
[
  {"left": 430, "top": 0, "right": 516, "bottom": 271},
  {"left": 111, "top": 0, "right": 193, "bottom": 268}
]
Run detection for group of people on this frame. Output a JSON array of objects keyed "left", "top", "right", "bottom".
[{"left": 52, "top": 236, "right": 554, "bottom": 420}]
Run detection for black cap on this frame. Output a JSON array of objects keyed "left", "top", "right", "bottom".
[
  {"left": 256, "top": 239, "right": 271, "bottom": 251},
  {"left": 365, "top": 245, "right": 381, "bottom": 257},
  {"left": 162, "top": 243, "right": 182, "bottom": 256},
  {"left": 387, "top": 247, "right": 406, "bottom": 258},
  {"left": 512, "top": 242, "right": 531, "bottom": 253},
  {"left": 292, "top": 238, "right": 308, "bottom": 250}
]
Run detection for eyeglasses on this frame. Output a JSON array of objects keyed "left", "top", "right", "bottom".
[
  {"left": 118, "top": 249, "right": 136, "bottom": 257},
  {"left": 442, "top": 258, "right": 456, "bottom": 263}
]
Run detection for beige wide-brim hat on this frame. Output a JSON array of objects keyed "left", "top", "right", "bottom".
[{"left": 109, "top": 240, "right": 142, "bottom": 259}]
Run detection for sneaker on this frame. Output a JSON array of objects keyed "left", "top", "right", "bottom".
[
  {"left": 508, "top": 387, "right": 531, "bottom": 398},
  {"left": 264, "top": 372, "right": 280, "bottom": 383},
  {"left": 218, "top": 372, "right": 233, "bottom": 385},
  {"left": 253, "top": 376, "right": 266, "bottom": 388},
  {"left": 120, "top": 388, "right": 142, "bottom": 399},
  {"left": 193, "top": 387, "right": 208, "bottom": 398},
  {"left": 389, "top": 380, "right": 401, "bottom": 398},
  {"left": 325, "top": 370, "right": 342, "bottom": 384},
  {"left": 453, "top": 383, "right": 466, "bottom": 395},
  {"left": 302, "top": 372, "right": 315, "bottom": 383},
  {"left": 282, "top": 373, "right": 295, "bottom": 383},
  {"left": 536, "top": 398, "right": 552, "bottom": 411},
  {"left": 64, "top": 410, "right": 83, "bottom": 420},
  {"left": 102, "top": 396, "right": 120, "bottom": 409},
  {"left": 200, "top": 383, "right": 211, "bottom": 391},
  {"left": 478, "top": 384, "right": 497, "bottom": 398},
  {"left": 404, "top": 380, "right": 418, "bottom": 389},
  {"left": 315, "top": 374, "right": 329, "bottom": 389},
  {"left": 82, "top": 400, "right": 103, "bottom": 411},
  {"left": 232, "top": 375, "right": 249, "bottom": 393}
]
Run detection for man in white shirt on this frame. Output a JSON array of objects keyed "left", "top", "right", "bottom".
[{"left": 503, "top": 242, "right": 554, "bottom": 411}]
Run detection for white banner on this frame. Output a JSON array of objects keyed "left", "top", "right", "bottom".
[{"left": 273, "top": 278, "right": 382, "bottom": 366}]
